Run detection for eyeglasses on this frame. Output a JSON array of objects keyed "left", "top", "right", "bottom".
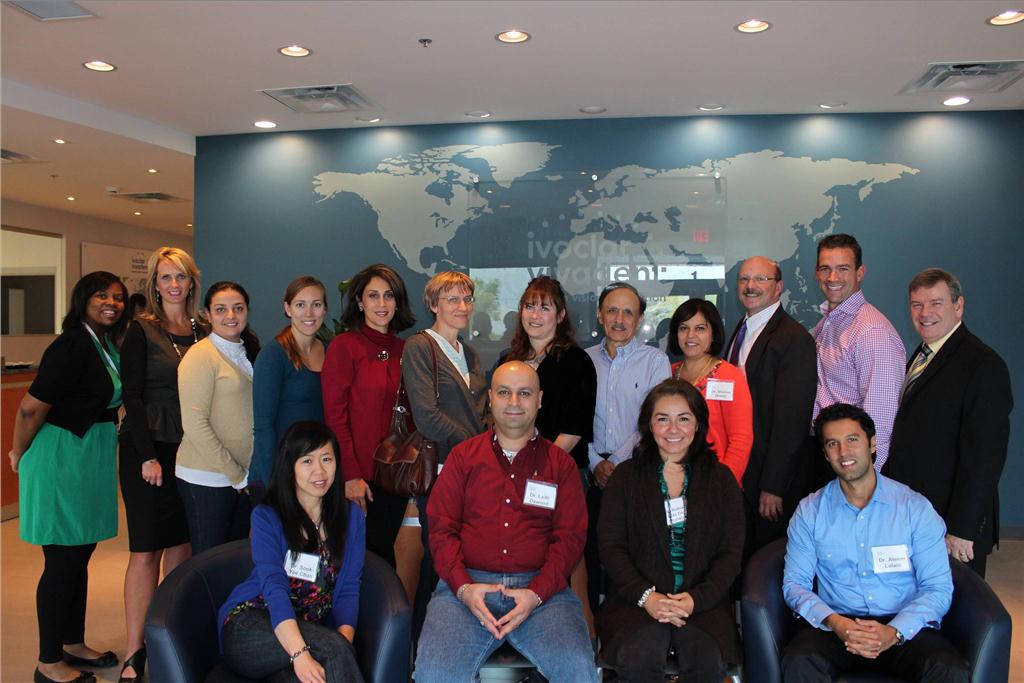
[
  {"left": 443, "top": 295, "right": 475, "bottom": 305},
  {"left": 737, "top": 275, "right": 778, "bottom": 284}
]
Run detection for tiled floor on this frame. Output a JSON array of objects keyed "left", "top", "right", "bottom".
[{"left": 2, "top": 503, "right": 1021, "bottom": 682}]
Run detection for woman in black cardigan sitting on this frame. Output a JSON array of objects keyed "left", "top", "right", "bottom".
[{"left": 597, "top": 379, "right": 744, "bottom": 683}]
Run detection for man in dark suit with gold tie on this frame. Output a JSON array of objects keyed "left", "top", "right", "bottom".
[
  {"left": 884, "top": 268, "right": 1013, "bottom": 577},
  {"left": 727, "top": 256, "right": 818, "bottom": 556}
]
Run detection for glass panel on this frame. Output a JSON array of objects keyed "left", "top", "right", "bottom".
[{"left": 1, "top": 228, "right": 65, "bottom": 336}]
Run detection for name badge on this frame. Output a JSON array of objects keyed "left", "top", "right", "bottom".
[
  {"left": 664, "top": 496, "right": 687, "bottom": 526},
  {"left": 285, "top": 551, "right": 320, "bottom": 582},
  {"left": 705, "top": 379, "right": 734, "bottom": 401},
  {"left": 523, "top": 479, "right": 557, "bottom": 510},
  {"left": 871, "top": 544, "right": 912, "bottom": 573}
]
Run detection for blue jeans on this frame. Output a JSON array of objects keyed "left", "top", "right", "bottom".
[
  {"left": 414, "top": 570, "right": 598, "bottom": 683},
  {"left": 176, "top": 479, "right": 251, "bottom": 556}
]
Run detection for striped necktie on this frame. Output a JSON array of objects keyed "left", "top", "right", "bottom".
[{"left": 899, "top": 344, "right": 933, "bottom": 403}]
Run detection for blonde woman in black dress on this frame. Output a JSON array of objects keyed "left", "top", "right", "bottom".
[{"left": 117, "top": 247, "right": 207, "bottom": 682}]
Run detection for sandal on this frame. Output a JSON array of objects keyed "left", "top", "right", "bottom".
[{"left": 118, "top": 648, "right": 146, "bottom": 682}]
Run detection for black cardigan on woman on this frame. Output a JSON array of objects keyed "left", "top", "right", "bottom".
[
  {"left": 597, "top": 454, "right": 745, "bottom": 666},
  {"left": 29, "top": 326, "right": 116, "bottom": 437}
]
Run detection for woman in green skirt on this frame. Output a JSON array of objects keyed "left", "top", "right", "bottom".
[{"left": 8, "top": 271, "right": 129, "bottom": 683}]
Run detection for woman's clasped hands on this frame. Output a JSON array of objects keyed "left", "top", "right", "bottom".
[{"left": 643, "top": 590, "right": 695, "bottom": 627}]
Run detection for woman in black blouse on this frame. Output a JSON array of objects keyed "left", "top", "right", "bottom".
[
  {"left": 117, "top": 247, "right": 207, "bottom": 682},
  {"left": 9, "top": 271, "right": 129, "bottom": 683},
  {"left": 502, "top": 275, "right": 598, "bottom": 633}
]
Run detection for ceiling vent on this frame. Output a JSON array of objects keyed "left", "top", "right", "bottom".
[
  {"left": 110, "top": 191, "right": 187, "bottom": 203},
  {"left": 261, "top": 84, "right": 374, "bottom": 113},
  {"left": 899, "top": 61, "right": 1024, "bottom": 94},
  {"left": 6, "top": 1, "right": 94, "bottom": 21},
  {"left": 1, "top": 148, "right": 45, "bottom": 164}
]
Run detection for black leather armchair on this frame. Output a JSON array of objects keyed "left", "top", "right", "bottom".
[
  {"left": 740, "top": 538, "right": 1012, "bottom": 683},
  {"left": 145, "top": 540, "right": 411, "bottom": 683}
]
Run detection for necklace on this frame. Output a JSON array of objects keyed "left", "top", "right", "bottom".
[
  {"left": 676, "top": 355, "right": 717, "bottom": 385},
  {"left": 167, "top": 318, "right": 199, "bottom": 359}
]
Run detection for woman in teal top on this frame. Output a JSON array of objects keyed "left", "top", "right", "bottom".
[
  {"left": 251, "top": 276, "right": 328, "bottom": 495},
  {"left": 8, "top": 271, "right": 129, "bottom": 683}
]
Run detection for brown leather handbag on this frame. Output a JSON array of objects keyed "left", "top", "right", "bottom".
[{"left": 373, "top": 334, "right": 439, "bottom": 498}]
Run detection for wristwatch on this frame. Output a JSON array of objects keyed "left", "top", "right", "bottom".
[{"left": 894, "top": 629, "right": 906, "bottom": 647}]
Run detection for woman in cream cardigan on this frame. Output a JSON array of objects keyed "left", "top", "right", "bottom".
[{"left": 176, "top": 281, "right": 260, "bottom": 555}]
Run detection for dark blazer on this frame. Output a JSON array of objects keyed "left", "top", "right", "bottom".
[
  {"left": 597, "top": 457, "right": 745, "bottom": 666},
  {"left": 29, "top": 326, "right": 117, "bottom": 437},
  {"left": 884, "top": 324, "right": 1013, "bottom": 556},
  {"left": 402, "top": 330, "right": 487, "bottom": 463},
  {"left": 728, "top": 307, "right": 817, "bottom": 503}
]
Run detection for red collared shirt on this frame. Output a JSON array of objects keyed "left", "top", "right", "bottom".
[{"left": 427, "top": 430, "right": 586, "bottom": 602}]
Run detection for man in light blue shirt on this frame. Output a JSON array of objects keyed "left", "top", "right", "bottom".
[
  {"left": 781, "top": 403, "right": 967, "bottom": 682},
  {"left": 585, "top": 283, "right": 671, "bottom": 485},
  {"left": 583, "top": 282, "right": 670, "bottom": 611}
]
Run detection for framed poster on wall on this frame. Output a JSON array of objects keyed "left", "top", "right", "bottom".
[{"left": 81, "top": 241, "right": 149, "bottom": 294}]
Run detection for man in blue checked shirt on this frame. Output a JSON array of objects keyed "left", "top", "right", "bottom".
[{"left": 781, "top": 403, "right": 968, "bottom": 682}]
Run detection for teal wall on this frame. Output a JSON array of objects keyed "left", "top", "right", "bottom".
[{"left": 195, "top": 111, "right": 1022, "bottom": 528}]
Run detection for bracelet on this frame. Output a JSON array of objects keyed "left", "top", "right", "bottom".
[
  {"left": 531, "top": 590, "right": 543, "bottom": 606},
  {"left": 637, "top": 586, "right": 656, "bottom": 608},
  {"left": 289, "top": 644, "right": 310, "bottom": 663},
  {"left": 143, "top": 458, "right": 158, "bottom": 466},
  {"left": 456, "top": 584, "right": 469, "bottom": 602}
]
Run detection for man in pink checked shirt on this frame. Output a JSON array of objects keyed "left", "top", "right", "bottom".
[{"left": 811, "top": 234, "right": 905, "bottom": 472}]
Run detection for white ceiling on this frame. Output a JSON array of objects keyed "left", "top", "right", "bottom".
[{"left": 2, "top": 0, "right": 1022, "bottom": 234}]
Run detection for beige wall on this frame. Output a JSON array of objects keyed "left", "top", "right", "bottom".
[{"left": 1, "top": 200, "right": 193, "bottom": 363}]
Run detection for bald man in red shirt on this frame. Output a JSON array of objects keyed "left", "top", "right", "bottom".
[{"left": 414, "top": 361, "right": 597, "bottom": 683}]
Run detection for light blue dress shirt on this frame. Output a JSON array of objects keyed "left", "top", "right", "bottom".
[
  {"left": 585, "top": 336, "right": 671, "bottom": 472},
  {"left": 783, "top": 474, "right": 952, "bottom": 641}
]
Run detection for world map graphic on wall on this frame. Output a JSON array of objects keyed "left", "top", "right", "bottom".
[{"left": 311, "top": 142, "right": 918, "bottom": 335}]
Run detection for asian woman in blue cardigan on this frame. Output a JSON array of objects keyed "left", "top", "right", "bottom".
[{"left": 219, "top": 421, "right": 366, "bottom": 683}]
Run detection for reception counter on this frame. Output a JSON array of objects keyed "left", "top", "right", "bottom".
[{"left": 1, "top": 368, "right": 35, "bottom": 520}]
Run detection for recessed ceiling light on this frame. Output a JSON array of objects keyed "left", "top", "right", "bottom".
[
  {"left": 279, "top": 45, "right": 312, "bottom": 57},
  {"left": 987, "top": 10, "right": 1024, "bottom": 25},
  {"left": 943, "top": 96, "right": 971, "bottom": 106},
  {"left": 133, "top": 211, "right": 143, "bottom": 216},
  {"left": 736, "top": 19, "right": 771, "bottom": 33},
  {"left": 147, "top": 168, "right": 159, "bottom": 174},
  {"left": 818, "top": 101, "right": 847, "bottom": 110},
  {"left": 66, "top": 196, "right": 75, "bottom": 201},
  {"left": 465, "top": 111, "right": 492, "bottom": 118},
  {"left": 83, "top": 60, "right": 116, "bottom": 72},
  {"left": 496, "top": 29, "right": 530, "bottom": 44},
  {"left": 698, "top": 104, "right": 725, "bottom": 112},
  {"left": 579, "top": 106, "right": 607, "bottom": 114},
  {"left": 254, "top": 120, "right": 278, "bottom": 129},
  {"left": 53, "top": 138, "right": 66, "bottom": 144},
  {"left": 356, "top": 116, "right": 382, "bottom": 123}
]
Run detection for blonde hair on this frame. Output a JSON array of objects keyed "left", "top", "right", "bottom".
[
  {"left": 423, "top": 271, "right": 475, "bottom": 316},
  {"left": 142, "top": 247, "right": 202, "bottom": 322}
]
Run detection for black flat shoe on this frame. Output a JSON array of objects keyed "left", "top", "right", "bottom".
[
  {"left": 34, "top": 669, "right": 96, "bottom": 683},
  {"left": 118, "top": 648, "right": 146, "bottom": 682},
  {"left": 61, "top": 650, "right": 118, "bottom": 668}
]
